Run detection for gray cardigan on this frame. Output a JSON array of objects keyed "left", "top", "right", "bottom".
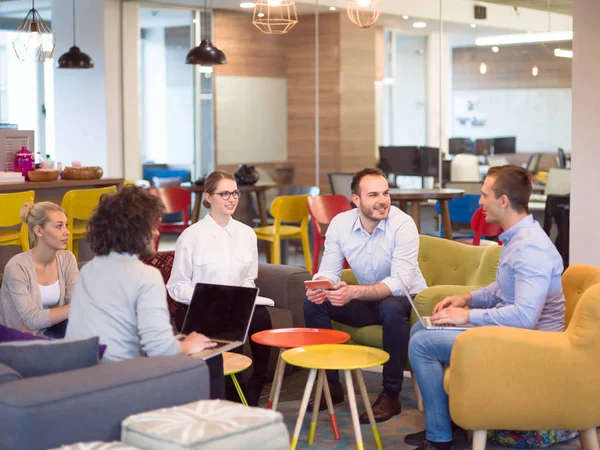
[{"left": 0, "top": 250, "right": 78, "bottom": 332}]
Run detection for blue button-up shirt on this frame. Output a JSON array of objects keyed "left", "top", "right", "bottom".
[
  {"left": 469, "top": 215, "right": 565, "bottom": 331},
  {"left": 314, "top": 206, "right": 427, "bottom": 296}
]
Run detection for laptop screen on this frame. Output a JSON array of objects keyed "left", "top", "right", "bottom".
[{"left": 182, "top": 283, "right": 258, "bottom": 342}]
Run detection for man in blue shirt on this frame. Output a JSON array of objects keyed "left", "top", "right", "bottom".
[
  {"left": 406, "top": 165, "right": 565, "bottom": 450},
  {"left": 304, "top": 168, "right": 427, "bottom": 423}
]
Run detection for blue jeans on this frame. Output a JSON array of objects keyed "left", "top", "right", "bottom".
[
  {"left": 303, "top": 295, "right": 411, "bottom": 396},
  {"left": 409, "top": 322, "right": 466, "bottom": 442}
]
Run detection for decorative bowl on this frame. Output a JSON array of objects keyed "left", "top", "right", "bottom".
[
  {"left": 61, "top": 166, "right": 103, "bottom": 180},
  {"left": 27, "top": 169, "right": 60, "bottom": 182}
]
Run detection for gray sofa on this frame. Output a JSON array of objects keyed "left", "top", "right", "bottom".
[{"left": 0, "top": 355, "right": 210, "bottom": 450}]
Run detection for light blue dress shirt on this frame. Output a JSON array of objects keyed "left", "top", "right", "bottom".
[
  {"left": 314, "top": 206, "right": 427, "bottom": 296},
  {"left": 469, "top": 215, "right": 565, "bottom": 331}
]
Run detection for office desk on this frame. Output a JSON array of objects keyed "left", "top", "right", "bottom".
[{"left": 389, "top": 188, "right": 465, "bottom": 239}]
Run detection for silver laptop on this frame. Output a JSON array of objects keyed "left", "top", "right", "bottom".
[
  {"left": 398, "top": 281, "right": 472, "bottom": 331},
  {"left": 180, "top": 283, "right": 258, "bottom": 359}
]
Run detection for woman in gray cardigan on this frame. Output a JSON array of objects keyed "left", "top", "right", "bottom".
[{"left": 0, "top": 201, "right": 78, "bottom": 337}]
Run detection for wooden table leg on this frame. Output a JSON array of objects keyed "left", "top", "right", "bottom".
[
  {"left": 268, "top": 349, "right": 286, "bottom": 411},
  {"left": 344, "top": 370, "right": 365, "bottom": 450},
  {"left": 191, "top": 193, "right": 201, "bottom": 224},
  {"left": 322, "top": 375, "right": 340, "bottom": 440},
  {"left": 398, "top": 200, "right": 408, "bottom": 214},
  {"left": 290, "top": 369, "right": 318, "bottom": 450},
  {"left": 410, "top": 201, "right": 422, "bottom": 233},
  {"left": 255, "top": 190, "right": 271, "bottom": 262},
  {"left": 355, "top": 369, "right": 383, "bottom": 450},
  {"left": 439, "top": 200, "right": 453, "bottom": 240},
  {"left": 309, "top": 369, "right": 325, "bottom": 445}
]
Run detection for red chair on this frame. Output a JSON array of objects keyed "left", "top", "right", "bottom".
[
  {"left": 456, "top": 207, "right": 503, "bottom": 246},
  {"left": 154, "top": 187, "right": 191, "bottom": 249},
  {"left": 307, "top": 195, "right": 352, "bottom": 275}
]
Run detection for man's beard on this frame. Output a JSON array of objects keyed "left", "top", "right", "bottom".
[{"left": 360, "top": 203, "right": 390, "bottom": 222}]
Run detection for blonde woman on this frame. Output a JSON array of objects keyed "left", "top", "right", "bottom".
[{"left": 0, "top": 202, "right": 78, "bottom": 337}]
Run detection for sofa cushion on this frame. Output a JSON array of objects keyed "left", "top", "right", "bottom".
[
  {"left": 0, "top": 323, "right": 49, "bottom": 343},
  {"left": 51, "top": 442, "right": 140, "bottom": 450},
  {"left": 0, "top": 363, "right": 22, "bottom": 385},
  {"left": 121, "top": 399, "right": 289, "bottom": 450},
  {"left": 0, "top": 337, "right": 100, "bottom": 377}
]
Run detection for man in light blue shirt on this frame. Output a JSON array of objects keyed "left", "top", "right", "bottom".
[
  {"left": 406, "top": 165, "right": 565, "bottom": 450},
  {"left": 304, "top": 168, "right": 427, "bottom": 423}
]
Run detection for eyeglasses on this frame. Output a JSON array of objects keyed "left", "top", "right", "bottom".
[{"left": 213, "top": 190, "right": 241, "bottom": 200}]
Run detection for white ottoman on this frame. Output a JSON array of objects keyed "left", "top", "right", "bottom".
[
  {"left": 121, "top": 399, "right": 290, "bottom": 450},
  {"left": 51, "top": 443, "right": 139, "bottom": 450}
]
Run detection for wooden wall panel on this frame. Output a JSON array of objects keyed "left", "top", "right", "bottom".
[
  {"left": 214, "top": 10, "right": 287, "bottom": 78},
  {"left": 453, "top": 43, "right": 572, "bottom": 90},
  {"left": 339, "top": 19, "right": 378, "bottom": 173},
  {"left": 286, "top": 13, "right": 341, "bottom": 190}
]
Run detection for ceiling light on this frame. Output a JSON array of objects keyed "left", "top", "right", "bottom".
[
  {"left": 329, "top": 6, "right": 336, "bottom": 11},
  {"left": 347, "top": 0, "right": 380, "bottom": 29},
  {"left": 470, "top": 23, "right": 477, "bottom": 28},
  {"left": 257, "top": 12, "right": 265, "bottom": 17},
  {"left": 402, "top": 15, "right": 409, "bottom": 20},
  {"left": 253, "top": 0, "right": 298, "bottom": 34},
  {"left": 240, "top": 2, "right": 255, "bottom": 7},
  {"left": 12, "top": 0, "right": 55, "bottom": 63},
  {"left": 532, "top": 65, "right": 539, "bottom": 77},
  {"left": 413, "top": 22, "right": 427, "bottom": 28},
  {"left": 491, "top": 46, "right": 499, "bottom": 53},
  {"left": 186, "top": 0, "right": 226, "bottom": 66},
  {"left": 57, "top": 0, "right": 94, "bottom": 69},
  {"left": 267, "top": 0, "right": 282, "bottom": 6},
  {"left": 476, "top": 31, "right": 573, "bottom": 46},
  {"left": 479, "top": 62, "right": 487, "bottom": 75},
  {"left": 554, "top": 48, "right": 573, "bottom": 58}
]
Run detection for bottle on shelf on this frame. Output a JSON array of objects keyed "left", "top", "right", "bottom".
[{"left": 34, "top": 152, "right": 42, "bottom": 170}]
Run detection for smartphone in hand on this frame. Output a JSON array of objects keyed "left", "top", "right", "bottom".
[{"left": 304, "top": 279, "right": 335, "bottom": 290}]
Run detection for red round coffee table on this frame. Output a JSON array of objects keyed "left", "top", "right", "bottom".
[{"left": 252, "top": 328, "right": 350, "bottom": 440}]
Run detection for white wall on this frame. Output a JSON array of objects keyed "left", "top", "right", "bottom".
[
  {"left": 215, "top": 76, "right": 287, "bottom": 165},
  {"left": 452, "top": 89, "right": 572, "bottom": 152},
  {"left": 570, "top": 0, "right": 600, "bottom": 267}
]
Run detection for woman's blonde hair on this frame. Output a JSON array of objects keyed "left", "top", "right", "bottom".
[{"left": 20, "top": 201, "right": 65, "bottom": 246}]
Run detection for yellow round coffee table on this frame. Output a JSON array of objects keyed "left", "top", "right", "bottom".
[
  {"left": 223, "top": 352, "right": 253, "bottom": 406},
  {"left": 282, "top": 344, "right": 389, "bottom": 450}
]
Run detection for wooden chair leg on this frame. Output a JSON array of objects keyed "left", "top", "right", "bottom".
[
  {"left": 472, "top": 430, "right": 488, "bottom": 450},
  {"left": 579, "top": 428, "right": 600, "bottom": 450},
  {"left": 411, "top": 372, "right": 424, "bottom": 412},
  {"left": 271, "top": 237, "right": 281, "bottom": 265},
  {"left": 73, "top": 238, "right": 80, "bottom": 260}
]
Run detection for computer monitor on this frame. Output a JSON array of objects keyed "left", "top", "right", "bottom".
[
  {"left": 557, "top": 148, "right": 567, "bottom": 168},
  {"left": 449, "top": 138, "right": 475, "bottom": 155},
  {"left": 475, "top": 139, "right": 494, "bottom": 156},
  {"left": 526, "top": 153, "right": 542, "bottom": 174},
  {"left": 493, "top": 137, "right": 516, "bottom": 154},
  {"left": 378, "top": 146, "right": 439, "bottom": 178}
]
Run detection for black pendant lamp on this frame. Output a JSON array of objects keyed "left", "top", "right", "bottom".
[
  {"left": 57, "top": 0, "right": 93, "bottom": 69},
  {"left": 186, "top": 0, "right": 226, "bottom": 66}
]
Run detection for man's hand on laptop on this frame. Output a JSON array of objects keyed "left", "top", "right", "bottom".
[
  {"left": 430, "top": 307, "right": 471, "bottom": 326},
  {"left": 180, "top": 332, "right": 217, "bottom": 355},
  {"left": 432, "top": 293, "right": 472, "bottom": 314}
]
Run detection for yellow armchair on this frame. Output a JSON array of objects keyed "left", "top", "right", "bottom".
[{"left": 445, "top": 264, "right": 600, "bottom": 450}]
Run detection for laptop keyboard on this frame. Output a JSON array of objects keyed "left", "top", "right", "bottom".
[{"left": 423, "top": 316, "right": 457, "bottom": 328}]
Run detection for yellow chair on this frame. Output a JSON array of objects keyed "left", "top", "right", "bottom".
[
  {"left": 0, "top": 190, "right": 35, "bottom": 251},
  {"left": 254, "top": 194, "right": 312, "bottom": 272},
  {"left": 445, "top": 264, "right": 600, "bottom": 450},
  {"left": 61, "top": 186, "right": 117, "bottom": 259}
]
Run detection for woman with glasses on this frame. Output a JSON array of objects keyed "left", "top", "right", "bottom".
[{"left": 167, "top": 170, "right": 273, "bottom": 406}]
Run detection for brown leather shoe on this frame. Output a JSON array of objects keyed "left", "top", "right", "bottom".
[
  {"left": 359, "top": 391, "right": 401, "bottom": 423},
  {"left": 307, "top": 381, "right": 344, "bottom": 411}
]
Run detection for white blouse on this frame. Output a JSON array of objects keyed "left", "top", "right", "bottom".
[
  {"left": 167, "top": 213, "right": 258, "bottom": 305},
  {"left": 39, "top": 280, "right": 60, "bottom": 309}
]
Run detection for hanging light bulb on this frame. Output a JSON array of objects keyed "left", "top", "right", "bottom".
[
  {"left": 253, "top": 0, "right": 298, "bottom": 34},
  {"left": 186, "top": 0, "right": 227, "bottom": 65},
  {"left": 479, "top": 62, "right": 487, "bottom": 75},
  {"left": 346, "top": 0, "right": 380, "bottom": 28},
  {"left": 12, "top": 0, "right": 55, "bottom": 63},
  {"left": 532, "top": 65, "right": 539, "bottom": 76}
]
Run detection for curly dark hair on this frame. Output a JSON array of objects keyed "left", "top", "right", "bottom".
[
  {"left": 87, "top": 185, "right": 165, "bottom": 257},
  {"left": 350, "top": 167, "right": 387, "bottom": 196}
]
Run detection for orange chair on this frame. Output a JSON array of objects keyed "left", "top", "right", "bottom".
[
  {"left": 307, "top": 195, "right": 352, "bottom": 275},
  {"left": 154, "top": 187, "right": 191, "bottom": 249}
]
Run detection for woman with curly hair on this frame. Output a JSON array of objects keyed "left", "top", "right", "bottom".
[
  {"left": 65, "top": 186, "right": 223, "bottom": 396},
  {"left": 0, "top": 202, "right": 77, "bottom": 338}
]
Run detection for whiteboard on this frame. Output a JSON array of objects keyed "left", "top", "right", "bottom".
[{"left": 215, "top": 76, "right": 287, "bottom": 165}]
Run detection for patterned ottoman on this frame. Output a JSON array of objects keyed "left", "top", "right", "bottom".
[
  {"left": 121, "top": 399, "right": 290, "bottom": 449},
  {"left": 51, "top": 443, "right": 139, "bottom": 450}
]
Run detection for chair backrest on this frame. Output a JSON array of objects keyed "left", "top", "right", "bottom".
[
  {"left": 307, "top": 195, "right": 352, "bottom": 227},
  {"left": 450, "top": 154, "right": 480, "bottom": 182},
  {"left": 0, "top": 190, "right": 35, "bottom": 228},
  {"left": 279, "top": 184, "right": 320, "bottom": 197},
  {"left": 61, "top": 186, "right": 117, "bottom": 222},
  {"left": 562, "top": 264, "right": 600, "bottom": 328},
  {"left": 327, "top": 173, "right": 354, "bottom": 203},
  {"left": 470, "top": 207, "right": 503, "bottom": 245},
  {"left": 545, "top": 168, "right": 570, "bottom": 196},
  {"left": 443, "top": 181, "right": 482, "bottom": 195},
  {"left": 270, "top": 194, "right": 310, "bottom": 227},
  {"left": 487, "top": 156, "right": 509, "bottom": 167},
  {"left": 156, "top": 187, "right": 191, "bottom": 215},
  {"left": 435, "top": 194, "right": 480, "bottom": 224}
]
